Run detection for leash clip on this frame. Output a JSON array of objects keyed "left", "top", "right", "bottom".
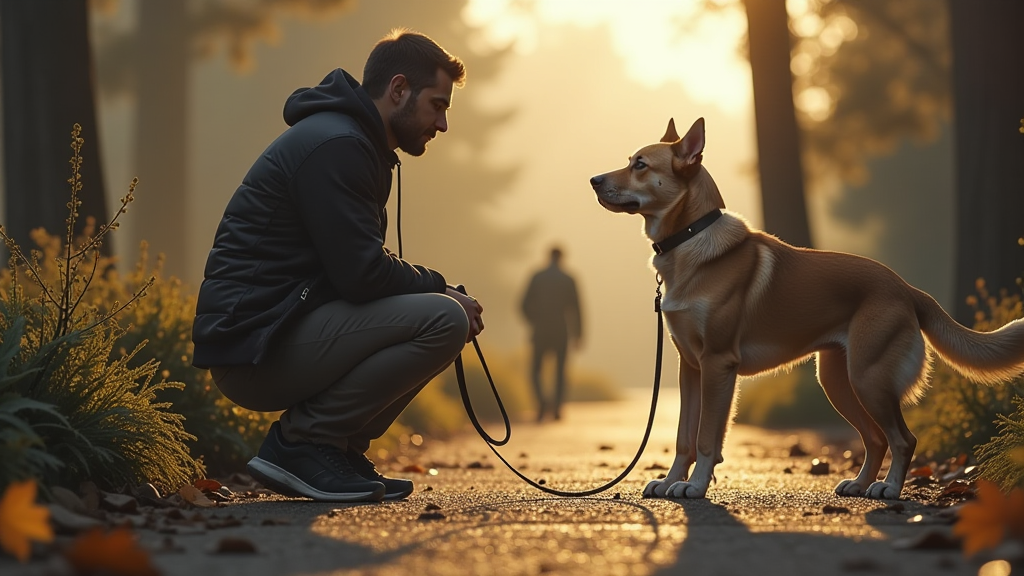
[{"left": 654, "top": 274, "right": 663, "bottom": 313}]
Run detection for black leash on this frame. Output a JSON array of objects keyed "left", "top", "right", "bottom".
[
  {"left": 453, "top": 282, "right": 665, "bottom": 497},
  {"left": 393, "top": 163, "right": 666, "bottom": 497}
]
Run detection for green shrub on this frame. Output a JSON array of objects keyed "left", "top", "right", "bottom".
[
  {"left": 976, "top": 396, "right": 1024, "bottom": 490},
  {"left": 0, "top": 317, "right": 78, "bottom": 488},
  {"left": 95, "top": 247, "right": 276, "bottom": 476},
  {"left": 0, "top": 124, "right": 200, "bottom": 492}
]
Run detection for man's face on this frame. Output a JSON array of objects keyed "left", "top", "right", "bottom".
[{"left": 390, "top": 68, "right": 454, "bottom": 156}]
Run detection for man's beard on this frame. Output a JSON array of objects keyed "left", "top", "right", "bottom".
[{"left": 390, "top": 95, "right": 431, "bottom": 156}]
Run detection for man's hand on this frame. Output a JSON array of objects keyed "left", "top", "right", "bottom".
[{"left": 446, "top": 287, "right": 484, "bottom": 342}]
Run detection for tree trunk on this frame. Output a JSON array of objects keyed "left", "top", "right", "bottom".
[
  {"left": 744, "top": 0, "right": 813, "bottom": 248},
  {"left": 1, "top": 0, "right": 107, "bottom": 251},
  {"left": 949, "top": 0, "right": 1024, "bottom": 324},
  {"left": 130, "top": 1, "right": 189, "bottom": 277}
]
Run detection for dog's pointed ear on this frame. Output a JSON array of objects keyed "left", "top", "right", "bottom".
[
  {"left": 661, "top": 118, "right": 680, "bottom": 143},
  {"left": 671, "top": 117, "right": 705, "bottom": 176}
]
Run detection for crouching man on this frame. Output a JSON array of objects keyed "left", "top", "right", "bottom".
[{"left": 191, "top": 29, "right": 484, "bottom": 502}]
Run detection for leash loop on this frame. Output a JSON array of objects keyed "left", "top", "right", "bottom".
[{"left": 453, "top": 283, "right": 664, "bottom": 497}]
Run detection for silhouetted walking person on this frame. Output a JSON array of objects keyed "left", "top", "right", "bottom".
[{"left": 520, "top": 247, "right": 582, "bottom": 421}]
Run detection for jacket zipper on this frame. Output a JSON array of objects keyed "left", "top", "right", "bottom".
[{"left": 300, "top": 287, "right": 309, "bottom": 300}]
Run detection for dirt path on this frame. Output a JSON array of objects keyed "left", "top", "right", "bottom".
[{"left": 5, "top": 389, "right": 989, "bottom": 575}]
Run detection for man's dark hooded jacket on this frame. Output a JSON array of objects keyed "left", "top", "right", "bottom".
[{"left": 192, "top": 69, "right": 446, "bottom": 369}]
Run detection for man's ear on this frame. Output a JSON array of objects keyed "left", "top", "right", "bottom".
[
  {"left": 388, "top": 74, "right": 409, "bottom": 104},
  {"left": 661, "top": 118, "right": 680, "bottom": 143},
  {"left": 671, "top": 117, "right": 705, "bottom": 176}
]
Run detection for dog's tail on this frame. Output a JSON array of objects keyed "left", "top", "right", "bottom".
[{"left": 914, "top": 288, "right": 1024, "bottom": 384}]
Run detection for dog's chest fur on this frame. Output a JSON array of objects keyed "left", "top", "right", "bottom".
[{"left": 651, "top": 214, "right": 783, "bottom": 372}]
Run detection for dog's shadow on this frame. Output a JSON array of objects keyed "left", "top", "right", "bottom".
[{"left": 650, "top": 498, "right": 973, "bottom": 576}]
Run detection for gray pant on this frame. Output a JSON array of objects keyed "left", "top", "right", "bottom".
[
  {"left": 211, "top": 293, "right": 469, "bottom": 453},
  {"left": 530, "top": 341, "right": 568, "bottom": 418}
]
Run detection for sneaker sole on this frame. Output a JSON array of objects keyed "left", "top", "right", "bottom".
[
  {"left": 247, "top": 457, "right": 385, "bottom": 502},
  {"left": 383, "top": 488, "right": 414, "bottom": 500}
]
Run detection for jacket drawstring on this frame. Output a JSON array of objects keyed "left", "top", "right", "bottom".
[{"left": 396, "top": 159, "right": 403, "bottom": 259}]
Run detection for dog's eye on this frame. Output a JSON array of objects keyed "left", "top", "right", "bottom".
[{"left": 633, "top": 160, "right": 647, "bottom": 170}]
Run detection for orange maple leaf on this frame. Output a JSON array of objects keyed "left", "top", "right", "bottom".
[
  {"left": 63, "top": 528, "right": 161, "bottom": 576},
  {"left": 194, "top": 478, "right": 222, "bottom": 492},
  {"left": 0, "top": 479, "right": 54, "bottom": 562},
  {"left": 953, "top": 480, "right": 1024, "bottom": 556}
]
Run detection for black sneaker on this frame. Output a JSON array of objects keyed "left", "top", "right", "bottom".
[
  {"left": 246, "top": 422, "right": 385, "bottom": 502},
  {"left": 347, "top": 449, "right": 415, "bottom": 500}
]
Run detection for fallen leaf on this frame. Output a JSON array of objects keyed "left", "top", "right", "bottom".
[
  {"left": 644, "top": 463, "right": 668, "bottom": 470},
  {"left": 194, "top": 479, "right": 222, "bottom": 492},
  {"left": 822, "top": 505, "right": 851, "bottom": 514},
  {"left": 953, "top": 480, "right": 1024, "bottom": 556},
  {"left": 63, "top": 528, "right": 160, "bottom": 576},
  {"left": 100, "top": 492, "right": 139, "bottom": 514},
  {"left": 424, "top": 503, "right": 442, "bottom": 511},
  {"left": 0, "top": 480, "right": 54, "bottom": 562},
  {"left": 417, "top": 512, "right": 446, "bottom": 521},
  {"left": 599, "top": 445, "right": 614, "bottom": 451},
  {"left": 939, "top": 480, "right": 975, "bottom": 500},
  {"left": 178, "top": 485, "right": 216, "bottom": 508},
  {"left": 210, "top": 536, "right": 257, "bottom": 554},
  {"left": 909, "top": 465, "right": 934, "bottom": 478},
  {"left": 50, "top": 486, "right": 88, "bottom": 515},
  {"left": 402, "top": 464, "right": 427, "bottom": 473}
]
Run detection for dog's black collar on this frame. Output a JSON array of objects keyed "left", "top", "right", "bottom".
[{"left": 652, "top": 209, "right": 723, "bottom": 255}]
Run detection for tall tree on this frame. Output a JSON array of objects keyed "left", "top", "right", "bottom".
[
  {"left": 132, "top": 1, "right": 189, "bottom": 275},
  {"left": 743, "top": 0, "right": 813, "bottom": 248},
  {"left": 948, "top": 0, "right": 1024, "bottom": 324},
  {"left": 1, "top": 0, "right": 107, "bottom": 251}
]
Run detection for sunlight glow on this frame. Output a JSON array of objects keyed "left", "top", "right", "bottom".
[{"left": 462, "top": 0, "right": 752, "bottom": 113}]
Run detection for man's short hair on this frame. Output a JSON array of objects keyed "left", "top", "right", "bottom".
[{"left": 362, "top": 29, "right": 466, "bottom": 99}]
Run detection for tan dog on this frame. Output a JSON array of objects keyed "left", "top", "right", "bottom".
[{"left": 590, "top": 117, "right": 1024, "bottom": 500}]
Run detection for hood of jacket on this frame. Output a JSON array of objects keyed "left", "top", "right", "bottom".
[{"left": 283, "top": 68, "right": 397, "bottom": 165}]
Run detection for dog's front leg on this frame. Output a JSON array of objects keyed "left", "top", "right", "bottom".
[
  {"left": 644, "top": 361, "right": 701, "bottom": 497},
  {"left": 663, "top": 356, "right": 737, "bottom": 499}
]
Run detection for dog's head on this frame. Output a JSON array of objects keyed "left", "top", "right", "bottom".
[{"left": 590, "top": 118, "right": 724, "bottom": 234}]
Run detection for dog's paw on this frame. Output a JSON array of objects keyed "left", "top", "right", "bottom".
[
  {"left": 643, "top": 479, "right": 675, "bottom": 498},
  {"left": 864, "top": 481, "right": 902, "bottom": 500},
  {"left": 664, "top": 481, "right": 707, "bottom": 499},
  {"left": 834, "top": 479, "right": 867, "bottom": 497}
]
